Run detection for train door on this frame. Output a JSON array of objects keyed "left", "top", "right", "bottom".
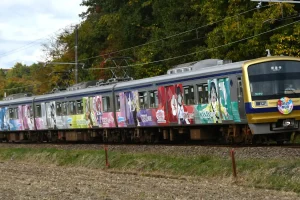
[
  {"left": 45, "top": 101, "right": 56, "bottom": 129},
  {"left": 34, "top": 104, "right": 45, "bottom": 130},
  {"left": 237, "top": 77, "right": 246, "bottom": 119},
  {"left": 116, "top": 93, "right": 128, "bottom": 127},
  {"left": 164, "top": 84, "right": 183, "bottom": 124},
  {"left": 165, "top": 85, "right": 176, "bottom": 124},
  {"left": 102, "top": 95, "right": 116, "bottom": 127},
  {"left": 124, "top": 91, "right": 139, "bottom": 126},
  {"left": 83, "top": 97, "right": 94, "bottom": 128},
  {"left": 87, "top": 96, "right": 101, "bottom": 127},
  {"left": 215, "top": 78, "right": 234, "bottom": 122},
  {"left": 156, "top": 86, "right": 167, "bottom": 125},
  {"left": 21, "top": 105, "right": 34, "bottom": 130}
]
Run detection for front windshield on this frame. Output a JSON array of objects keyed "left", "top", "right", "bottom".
[{"left": 248, "top": 60, "right": 300, "bottom": 101}]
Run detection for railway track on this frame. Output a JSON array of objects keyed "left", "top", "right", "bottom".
[
  {"left": 1, "top": 140, "right": 300, "bottom": 148},
  {"left": 1, "top": 142, "right": 300, "bottom": 160}
]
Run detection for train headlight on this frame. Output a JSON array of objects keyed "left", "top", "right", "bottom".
[{"left": 283, "top": 119, "right": 294, "bottom": 127}]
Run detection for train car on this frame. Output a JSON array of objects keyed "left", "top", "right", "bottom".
[
  {"left": 243, "top": 56, "right": 300, "bottom": 144},
  {"left": 0, "top": 55, "right": 299, "bottom": 144}
]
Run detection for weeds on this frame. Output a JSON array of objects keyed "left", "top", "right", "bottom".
[{"left": 0, "top": 147, "right": 299, "bottom": 194}]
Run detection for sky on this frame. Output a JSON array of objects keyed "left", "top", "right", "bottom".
[{"left": 0, "top": 0, "right": 86, "bottom": 69}]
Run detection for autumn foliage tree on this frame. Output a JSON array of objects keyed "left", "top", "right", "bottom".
[{"left": 3, "top": 0, "right": 300, "bottom": 96}]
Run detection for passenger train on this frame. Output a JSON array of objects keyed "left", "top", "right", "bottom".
[{"left": 0, "top": 55, "right": 299, "bottom": 144}]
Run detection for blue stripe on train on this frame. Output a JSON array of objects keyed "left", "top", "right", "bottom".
[{"left": 245, "top": 102, "right": 300, "bottom": 114}]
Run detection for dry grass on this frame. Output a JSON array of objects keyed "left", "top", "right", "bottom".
[{"left": 0, "top": 147, "right": 300, "bottom": 194}]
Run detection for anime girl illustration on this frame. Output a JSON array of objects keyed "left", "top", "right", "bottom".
[
  {"left": 24, "top": 105, "right": 34, "bottom": 130},
  {"left": 93, "top": 96, "right": 103, "bottom": 127},
  {"left": 175, "top": 85, "right": 190, "bottom": 125},
  {"left": 46, "top": 102, "right": 57, "bottom": 129},
  {"left": 205, "top": 81, "right": 228, "bottom": 123},
  {"left": 132, "top": 91, "right": 141, "bottom": 126},
  {"left": 125, "top": 91, "right": 140, "bottom": 126},
  {"left": 84, "top": 98, "right": 93, "bottom": 128},
  {"left": 0, "top": 107, "right": 11, "bottom": 131},
  {"left": 127, "top": 92, "right": 135, "bottom": 125},
  {"left": 170, "top": 93, "right": 178, "bottom": 117}
]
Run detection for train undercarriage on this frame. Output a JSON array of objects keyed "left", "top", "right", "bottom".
[{"left": 0, "top": 124, "right": 296, "bottom": 145}]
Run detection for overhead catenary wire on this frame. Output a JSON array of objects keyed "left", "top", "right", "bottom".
[
  {"left": 78, "top": 3, "right": 275, "bottom": 62},
  {"left": 84, "top": 19, "right": 300, "bottom": 71},
  {"left": 0, "top": 39, "right": 45, "bottom": 58},
  {"left": 1, "top": 4, "right": 295, "bottom": 92},
  {"left": 4, "top": 17, "right": 299, "bottom": 93},
  {"left": 0, "top": 3, "right": 274, "bottom": 63},
  {"left": 0, "top": 24, "right": 78, "bottom": 59}
]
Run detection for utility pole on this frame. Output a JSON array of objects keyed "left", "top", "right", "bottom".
[{"left": 75, "top": 25, "right": 78, "bottom": 84}]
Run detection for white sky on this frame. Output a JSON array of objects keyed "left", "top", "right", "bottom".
[{"left": 0, "top": 0, "right": 86, "bottom": 69}]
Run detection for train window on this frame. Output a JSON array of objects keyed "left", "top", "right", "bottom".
[
  {"left": 35, "top": 105, "right": 42, "bottom": 118},
  {"left": 139, "top": 91, "right": 148, "bottom": 109},
  {"left": 29, "top": 106, "right": 33, "bottom": 117},
  {"left": 9, "top": 108, "right": 14, "bottom": 119},
  {"left": 9, "top": 108, "right": 18, "bottom": 119},
  {"left": 150, "top": 90, "right": 158, "bottom": 108},
  {"left": 56, "top": 102, "right": 62, "bottom": 116},
  {"left": 14, "top": 107, "right": 18, "bottom": 119},
  {"left": 238, "top": 77, "right": 243, "bottom": 98},
  {"left": 77, "top": 100, "right": 83, "bottom": 114},
  {"left": 62, "top": 102, "right": 68, "bottom": 115},
  {"left": 197, "top": 84, "right": 208, "bottom": 104},
  {"left": 183, "top": 86, "right": 195, "bottom": 105},
  {"left": 116, "top": 95, "right": 120, "bottom": 111},
  {"left": 68, "top": 101, "right": 76, "bottom": 115},
  {"left": 102, "top": 96, "right": 110, "bottom": 112}
]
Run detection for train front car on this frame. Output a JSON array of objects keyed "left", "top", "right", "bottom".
[{"left": 243, "top": 56, "right": 300, "bottom": 144}]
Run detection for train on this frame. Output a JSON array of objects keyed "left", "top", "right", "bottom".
[{"left": 0, "top": 55, "right": 299, "bottom": 144}]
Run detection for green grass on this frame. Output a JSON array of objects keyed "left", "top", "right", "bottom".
[
  {"left": 0, "top": 147, "right": 300, "bottom": 194},
  {"left": 291, "top": 132, "right": 300, "bottom": 143}
]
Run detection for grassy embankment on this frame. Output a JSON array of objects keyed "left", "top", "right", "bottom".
[{"left": 0, "top": 147, "right": 299, "bottom": 194}]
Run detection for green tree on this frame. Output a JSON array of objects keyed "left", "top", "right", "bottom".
[{"left": 6, "top": 0, "right": 299, "bottom": 98}]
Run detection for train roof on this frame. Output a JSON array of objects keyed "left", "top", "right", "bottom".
[
  {"left": 2, "top": 55, "right": 298, "bottom": 106},
  {"left": 114, "top": 59, "right": 245, "bottom": 90},
  {"left": 0, "top": 58, "right": 247, "bottom": 106}
]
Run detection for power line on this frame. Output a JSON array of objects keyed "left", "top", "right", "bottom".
[
  {"left": 0, "top": 24, "right": 77, "bottom": 59},
  {"left": 0, "top": 40, "right": 45, "bottom": 58},
  {"left": 3, "top": 19, "right": 299, "bottom": 93},
  {"left": 78, "top": 4, "right": 274, "bottom": 62},
  {"left": 84, "top": 19, "right": 300, "bottom": 71}
]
